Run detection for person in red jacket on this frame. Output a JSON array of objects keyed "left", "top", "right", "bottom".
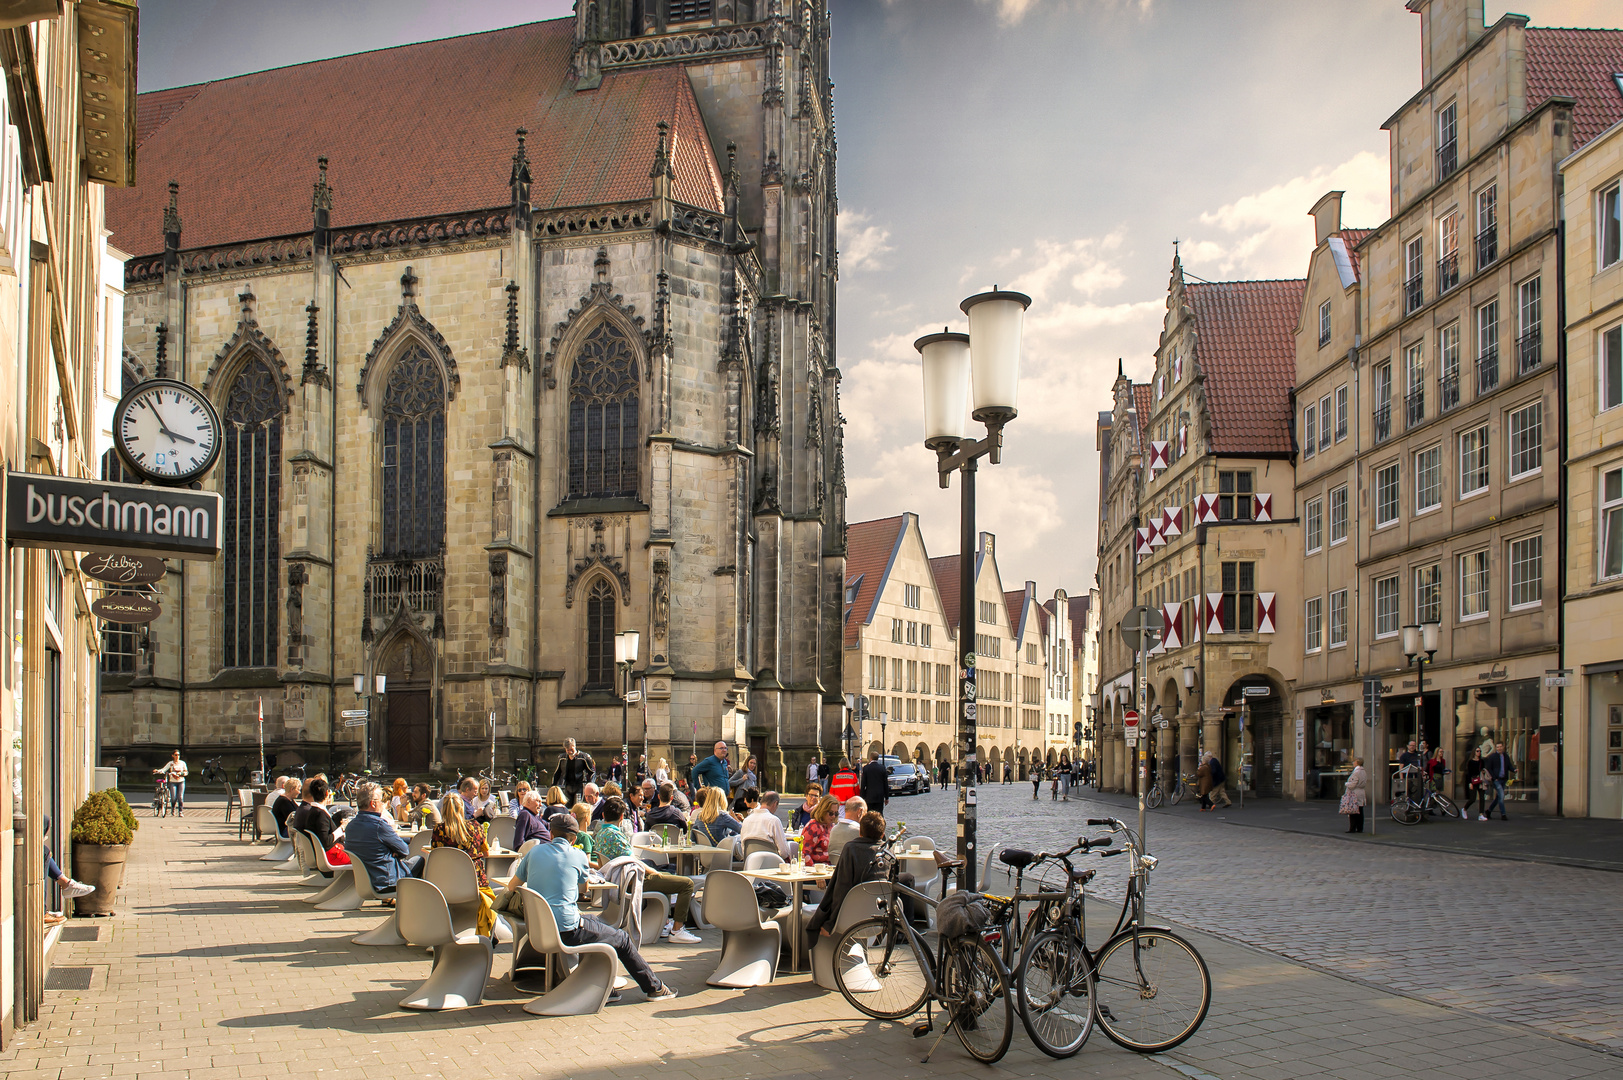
[{"left": 828, "top": 758, "right": 859, "bottom": 803}]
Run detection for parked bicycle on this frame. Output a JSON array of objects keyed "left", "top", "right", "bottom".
[
  {"left": 830, "top": 827, "right": 1014, "bottom": 1063},
  {"left": 1390, "top": 763, "right": 1462, "bottom": 824},
  {"left": 1143, "top": 770, "right": 1197, "bottom": 809},
  {"left": 200, "top": 756, "right": 228, "bottom": 785}
]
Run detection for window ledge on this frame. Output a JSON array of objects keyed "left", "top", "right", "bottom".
[
  {"left": 548, "top": 496, "right": 649, "bottom": 518},
  {"left": 558, "top": 691, "right": 623, "bottom": 709}
]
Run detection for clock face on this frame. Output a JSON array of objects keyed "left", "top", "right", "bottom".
[{"left": 114, "top": 380, "right": 223, "bottom": 484}]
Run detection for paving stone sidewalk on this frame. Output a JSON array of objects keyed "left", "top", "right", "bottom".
[{"left": 1, "top": 809, "right": 1618, "bottom": 1080}]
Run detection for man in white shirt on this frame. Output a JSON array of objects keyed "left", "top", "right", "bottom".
[
  {"left": 740, "top": 791, "right": 791, "bottom": 859},
  {"left": 826, "top": 796, "right": 865, "bottom": 859}
]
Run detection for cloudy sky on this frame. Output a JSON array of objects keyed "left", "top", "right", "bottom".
[{"left": 140, "top": 0, "right": 1608, "bottom": 594}]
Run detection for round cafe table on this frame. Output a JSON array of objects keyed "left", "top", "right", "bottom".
[{"left": 737, "top": 863, "right": 834, "bottom": 972}]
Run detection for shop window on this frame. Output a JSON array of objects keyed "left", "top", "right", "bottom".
[
  {"left": 1454, "top": 680, "right": 1539, "bottom": 801},
  {"left": 1309, "top": 703, "right": 1355, "bottom": 796}
]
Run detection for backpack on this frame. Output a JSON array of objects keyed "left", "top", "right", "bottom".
[{"left": 1208, "top": 757, "right": 1226, "bottom": 785}]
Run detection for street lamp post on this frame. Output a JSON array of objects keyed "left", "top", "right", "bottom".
[
  {"left": 1401, "top": 620, "right": 1440, "bottom": 796},
  {"left": 352, "top": 671, "right": 386, "bottom": 774},
  {"left": 616, "top": 630, "right": 641, "bottom": 785},
  {"left": 916, "top": 286, "right": 1031, "bottom": 891}
]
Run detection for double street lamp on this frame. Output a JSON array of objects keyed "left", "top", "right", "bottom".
[
  {"left": 352, "top": 671, "right": 386, "bottom": 774},
  {"left": 616, "top": 629, "right": 640, "bottom": 785},
  {"left": 915, "top": 286, "right": 1031, "bottom": 891},
  {"left": 1401, "top": 620, "right": 1440, "bottom": 790}
]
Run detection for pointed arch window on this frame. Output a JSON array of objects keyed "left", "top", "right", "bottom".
[
  {"left": 223, "top": 355, "right": 282, "bottom": 667},
  {"left": 584, "top": 578, "right": 617, "bottom": 692},
  {"left": 568, "top": 322, "right": 640, "bottom": 500},
  {"left": 380, "top": 344, "right": 447, "bottom": 557}
]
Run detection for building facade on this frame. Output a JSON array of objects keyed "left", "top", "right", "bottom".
[
  {"left": 99, "top": 5, "right": 846, "bottom": 789},
  {"left": 1068, "top": 589, "right": 1100, "bottom": 763}
]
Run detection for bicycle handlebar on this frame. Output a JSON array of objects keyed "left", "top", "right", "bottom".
[{"left": 1087, "top": 818, "right": 1119, "bottom": 826}]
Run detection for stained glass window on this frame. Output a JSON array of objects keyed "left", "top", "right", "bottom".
[
  {"left": 380, "top": 344, "right": 447, "bottom": 557},
  {"left": 568, "top": 322, "right": 640, "bottom": 500},
  {"left": 584, "top": 578, "right": 616, "bottom": 692},
  {"left": 223, "top": 355, "right": 282, "bottom": 667}
]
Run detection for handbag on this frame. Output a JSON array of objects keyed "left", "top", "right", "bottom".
[
  {"left": 1337, "top": 790, "right": 1356, "bottom": 814},
  {"left": 752, "top": 881, "right": 789, "bottom": 908}
]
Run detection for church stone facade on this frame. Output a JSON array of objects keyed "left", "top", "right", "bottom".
[{"left": 100, "top": 3, "right": 844, "bottom": 788}]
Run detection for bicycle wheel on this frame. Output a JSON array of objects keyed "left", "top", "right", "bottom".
[
  {"left": 1145, "top": 785, "right": 1164, "bottom": 809},
  {"left": 1391, "top": 797, "right": 1422, "bottom": 825},
  {"left": 1015, "top": 927, "right": 1095, "bottom": 1058},
  {"left": 831, "top": 917, "right": 930, "bottom": 1020},
  {"left": 944, "top": 936, "right": 1013, "bottom": 1063},
  {"left": 1169, "top": 783, "right": 1185, "bottom": 806},
  {"left": 1093, "top": 928, "right": 1211, "bottom": 1053},
  {"left": 1431, "top": 792, "right": 1462, "bottom": 819}
]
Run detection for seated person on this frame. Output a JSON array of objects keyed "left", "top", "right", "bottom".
[
  {"left": 623, "top": 785, "right": 647, "bottom": 834},
  {"left": 669, "top": 783, "right": 692, "bottom": 814},
  {"left": 569, "top": 802, "right": 595, "bottom": 860},
  {"left": 592, "top": 798, "right": 699, "bottom": 944},
  {"left": 579, "top": 783, "right": 602, "bottom": 817},
  {"left": 512, "top": 789, "right": 552, "bottom": 848},
  {"left": 387, "top": 778, "right": 411, "bottom": 822},
  {"left": 791, "top": 784, "right": 822, "bottom": 830},
  {"left": 471, "top": 779, "right": 498, "bottom": 822},
  {"left": 798, "top": 795, "right": 839, "bottom": 865},
  {"left": 590, "top": 782, "right": 623, "bottom": 824},
  {"left": 431, "top": 792, "right": 490, "bottom": 889},
  {"left": 591, "top": 797, "right": 634, "bottom": 864},
  {"left": 344, "top": 783, "right": 424, "bottom": 897},
  {"left": 543, "top": 785, "right": 569, "bottom": 813},
  {"left": 42, "top": 816, "right": 93, "bottom": 925},
  {"left": 504, "top": 813, "right": 677, "bottom": 1000},
  {"left": 292, "top": 776, "right": 348, "bottom": 864},
  {"left": 826, "top": 796, "right": 866, "bottom": 859},
  {"left": 457, "top": 777, "right": 481, "bottom": 819},
  {"left": 508, "top": 781, "right": 532, "bottom": 818},
  {"left": 643, "top": 783, "right": 688, "bottom": 833},
  {"left": 270, "top": 778, "right": 301, "bottom": 834},
  {"left": 806, "top": 811, "right": 914, "bottom": 939},
  {"left": 740, "top": 791, "right": 791, "bottom": 859},
  {"left": 406, "top": 783, "right": 443, "bottom": 828},
  {"left": 689, "top": 786, "right": 742, "bottom": 847}
]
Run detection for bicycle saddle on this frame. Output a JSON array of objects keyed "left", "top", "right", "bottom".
[
  {"left": 999, "top": 848, "right": 1035, "bottom": 868},
  {"left": 1069, "top": 868, "right": 1098, "bottom": 885}
]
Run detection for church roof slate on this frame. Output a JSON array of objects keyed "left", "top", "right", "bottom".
[
  {"left": 1525, "top": 28, "right": 1623, "bottom": 150},
  {"left": 1185, "top": 278, "right": 1307, "bottom": 456},
  {"left": 843, "top": 515, "right": 906, "bottom": 649},
  {"left": 106, "top": 19, "right": 725, "bottom": 261}
]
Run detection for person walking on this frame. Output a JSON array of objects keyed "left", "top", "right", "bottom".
[
  {"left": 1206, "top": 752, "right": 1233, "bottom": 809},
  {"left": 1481, "top": 741, "right": 1514, "bottom": 821},
  {"left": 1195, "top": 755, "right": 1213, "bottom": 811},
  {"left": 859, "top": 750, "right": 889, "bottom": 814},
  {"left": 691, "top": 741, "right": 732, "bottom": 796},
  {"left": 552, "top": 739, "right": 596, "bottom": 805},
  {"left": 1460, "top": 748, "right": 1486, "bottom": 817},
  {"left": 162, "top": 749, "right": 189, "bottom": 816},
  {"left": 1031, "top": 762, "right": 1043, "bottom": 800},
  {"left": 1340, "top": 758, "right": 1368, "bottom": 833}
]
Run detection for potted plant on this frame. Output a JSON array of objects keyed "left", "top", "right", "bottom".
[
  {"left": 69, "top": 791, "right": 133, "bottom": 915},
  {"left": 104, "top": 789, "right": 139, "bottom": 839}
]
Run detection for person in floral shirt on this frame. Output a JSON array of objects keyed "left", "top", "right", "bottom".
[
  {"left": 592, "top": 796, "right": 633, "bottom": 865},
  {"left": 799, "top": 796, "right": 838, "bottom": 865}
]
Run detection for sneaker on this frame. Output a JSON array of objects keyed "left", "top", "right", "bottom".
[
  {"left": 61, "top": 880, "right": 95, "bottom": 899},
  {"left": 647, "top": 985, "right": 679, "bottom": 1001},
  {"left": 660, "top": 920, "right": 673, "bottom": 938},
  {"left": 1478, "top": 814, "right": 1488, "bottom": 821},
  {"left": 668, "top": 927, "right": 701, "bottom": 944},
  {"left": 606, "top": 991, "right": 623, "bottom": 1004}
]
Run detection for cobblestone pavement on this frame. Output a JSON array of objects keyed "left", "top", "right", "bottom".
[
  {"left": 0, "top": 802, "right": 1616, "bottom": 1080},
  {"left": 881, "top": 782, "right": 1623, "bottom": 1051}
]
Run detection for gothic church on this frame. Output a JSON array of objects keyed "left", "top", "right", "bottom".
[{"left": 100, "top": 2, "right": 844, "bottom": 786}]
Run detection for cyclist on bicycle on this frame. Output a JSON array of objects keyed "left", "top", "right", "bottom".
[
  {"left": 1396, "top": 741, "right": 1424, "bottom": 800},
  {"left": 806, "top": 811, "right": 916, "bottom": 944}
]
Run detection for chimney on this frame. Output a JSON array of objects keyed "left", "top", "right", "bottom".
[
  {"left": 1310, "top": 191, "right": 1343, "bottom": 247},
  {"left": 1408, "top": 0, "right": 1485, "bottom": 87}
]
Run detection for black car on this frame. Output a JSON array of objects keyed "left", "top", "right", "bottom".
[{"left": 886, "top": 762, "right": 928, "bottom": 795}]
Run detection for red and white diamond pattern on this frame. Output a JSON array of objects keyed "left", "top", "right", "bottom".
[{"left": 1257, "top": 592, "right": 1276, "bottom": 634}]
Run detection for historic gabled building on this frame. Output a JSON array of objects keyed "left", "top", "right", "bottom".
[
  {"left": 1352, "top": 0, "right": 1623, "bottom": 812},
  {"left": 1097, "top": 255, "right": 1305, "bottom": 799},
  {"left": 1095, "top": 377, "right": 1150, "bottom": 792},
  {"left": 1066, "top": 588, "right": 1100, "bottom": 763},
  {"left": 930, "top": 534, "right": 1024, "bottom": 778},
  {"left": 100, "top": 5, "right": 845, "bottom": 787}
]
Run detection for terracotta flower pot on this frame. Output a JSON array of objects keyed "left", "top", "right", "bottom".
[{"left": 70, "top": 844, "right": 129, "bottom": 915}]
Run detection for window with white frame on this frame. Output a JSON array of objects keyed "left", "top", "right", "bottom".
[
  {"left": 921, "top": 623, "right": 932, "bottom": 648},
  {"left": 1601, "top": 181, "right": 1621, "bottom": 270},
  {"left": 1508, "top": 401, "right": 1542, "bottom": 479},
  {"left": 1329, "top": 485, "right": 1348, "bottom": 544},
  {"left": 1460, "top": 549, "right": 1490, "bottom": 619},
  {"left": 1460, "top": 425, "right": 1490, "bottom": 496},
  {"left": 1405, "top": 342, "right": 1425, "bottom": 425},
  {"left": 1509, "top": 534, "right": 1542, "bottom": 609},
  {"left": 1437, "top": 210, "right": 1460, "bottom": 291},
  {"left": 1517, "top": 277, "right": 1542, "bottom": 373},
  {"left": 1303, "top": 402, "right": 1317, "bottom": 458},
  {"left": 1375, "top": 575, "right": 1400, "bottom": 638},
  {"left": 1439, "top": 322, "right": 1461, "bottom": 411},
  {"left": 1374, "top": 361, "right": 1393, "bottom": 441},
  {"left": 1319, "top": 393, "right": 1332, "bottom": 451},
  {"left": 1436, "top": 100, "right": 1458, "bottom": 179},
  {"left": 1305, "top": 496, "right": 1323, "bottom": 553},
  {"left": 1477, "top": 299, "right": 1500, "bottom": 393},
  {"left": 1602, "top": 467, "right": 1623, "bottom": 581},
  {"left": 1415, "top": 444, "right": 1442, "bottom": 513},
  {"left": 1328, "top": 588, "right": 1348, "bottom": 648},
  {"left": 1319, "top": 300, "right": 1332, "bottom": 348},
  {"left": 1305, "top": 596, "right": 1322, "bottom": 653},
  {"left": 1404, "top": 237, "right": 1425, "bottom": 314},
  {"left": 1415, "top": 563, "right": 1442, "bottom": 624},
  {"left": 891, "top": 618, "right": 903, "bottom": 643},
  {"left": 1335, "top": 384, "right": 1348, "bottom": 440},
  {"left": 1376, "top": 463, "right": 1401, "bottom": 527},
  {"left": 1603, "top": 324, "right": 1622, "bottom": 412},
  {"left": 869, "top": 655, "right": 886, "bottom": 689},
  {"left": 1476, "top": 185, "right": 1498, "bottom": 269},
  {"left": 906, "top": 620, "right": 917, "bottom": 644},
  {"left": 903, "top": 583, "right": 921, "bottom": 608}
]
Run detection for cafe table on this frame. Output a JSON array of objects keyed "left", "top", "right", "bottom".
[
  {"left": 738, "top": 863, "right": 834, "bottom": 973},
  {"left": 632, "top": 839, "right": 730, "bottom": 877}
]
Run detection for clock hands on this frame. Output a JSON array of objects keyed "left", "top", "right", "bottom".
[{"left": 153, "top": 410, "right": 198, "bottom": 446}]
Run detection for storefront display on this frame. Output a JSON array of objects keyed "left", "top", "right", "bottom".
[
  {"left": 1453, "top": 679, "right": 1538, "bottom": 801},
  {"left": 1306, "top": 703, "right": 1353, "bottom": 799}
]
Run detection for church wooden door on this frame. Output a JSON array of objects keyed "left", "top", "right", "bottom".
[{"left": 387, "top": 690, "right": 431, "bottom": 773}]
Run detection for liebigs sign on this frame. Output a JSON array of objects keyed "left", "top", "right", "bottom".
[{"left": 4, "top": 472, "right": 222, "bottom": 560}]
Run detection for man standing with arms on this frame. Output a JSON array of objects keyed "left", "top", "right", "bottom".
[
  {"left": 162, "top": 749, "right": 189, "bottom": 816},
  {"left": 554, "top": 738, "right": 596, "bottom": 805},
  {"left": 1481, "top": 741, "right": 1514, "bottom": 821},
  {"left": 859, "top": 750, "right": 888, "bottom": 816},
  {"left": 692, "top": 740, "right": 732, "bottom": 796}
]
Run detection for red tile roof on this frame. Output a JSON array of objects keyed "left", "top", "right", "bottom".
[
  {"left": 930, "top": 555, "right": 963, "bottom": 635},
  {"left": 1067, "top": 594, "right": 1090, "bottom": 653},
  {"left": 106, "top": 19, "right": 724, "bottom": 260},
  {"left": 843, "top": 516, "right": 906, "bottom": 649},
  {"left": 1339, "top": 228, "right": 1373, "bottom": 282},
  {"left": 1186, "top": 278, "right": 1307, "bottom": 456},
  {"left": 1526, "top": 28, "right": 1623, "bottom": 150},
  {"left": 1003, "top": 590, "right": 1026, "bottom": 639},
  {"left": 1131, "top": 383, "right": 1152, "bottom": 453}
]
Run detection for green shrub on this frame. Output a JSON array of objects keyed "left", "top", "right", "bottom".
[
  {"left": 71, "top": 791, "right": 132, "bottom": 846},
  {"left": 104, "top": 788, "right": 139, "bottom": 833}
]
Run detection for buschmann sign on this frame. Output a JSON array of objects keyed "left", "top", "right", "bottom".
[{"left": 4, "top": 472, "right": 222, "bottom": 561}]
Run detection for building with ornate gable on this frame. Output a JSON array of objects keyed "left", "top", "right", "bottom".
[{"left": 99, "top": 4, "right": 846, "bottom": 787}]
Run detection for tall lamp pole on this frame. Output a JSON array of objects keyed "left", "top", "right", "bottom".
[
  {"left": 352, "top": 671, "right": 386, "bottom": 774},
  {"left": 616, "top": 630, "right": 640, "bottom": 785},
  {"left": 916, "top": 287, "right": 1031, "bottom": 891},
  {"left": 1401, "top": 620, "right": 1440, "bottom": 793}
]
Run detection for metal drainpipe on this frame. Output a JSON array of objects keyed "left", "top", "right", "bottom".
[{"left": 1556, "top": 205, "right": 1568, "bottom": 817}]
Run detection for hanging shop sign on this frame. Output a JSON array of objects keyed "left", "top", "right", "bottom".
[
  {"left": 80, "top": 551, "right": 167, "bottom": 584},
  {"left": 90, "top": 593, "right": 160, "bottom": 624},
  {"left": 5, "top": 473, "right": 223, "bottom": 560}
]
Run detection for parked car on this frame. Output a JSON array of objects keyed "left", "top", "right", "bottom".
[{"left": 887, "top": 762, "right": 928, "bottom": 795}]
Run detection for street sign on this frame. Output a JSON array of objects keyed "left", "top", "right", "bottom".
[
  {"left": 964, "top": 653, "right": 977, "bottom": 669},
  {"left": 340, "top": 709, "right": 369, "bottom": 718},
  {"left": 1545, "top": 669, "right": 1572, "bottom": 688},
  {"left": 1243, "top": 685, "right": 1270, "bottom": 697},
  {"left": 91, "top": 593, "right": 160, "bottom": 624},
  {"left": 1123, "top": 709, "right": 1139, "bottom": 729},
  {"left": 1151, "top": 712, "right": 1170, "bottom": 730},
  {"left": 1119, "top": 606, "right": 1164, "bottom": 653},
  {"left": 343, "top": 718, "right": 366, "bottom": 728},
  {"left": 625, "top": 690, "right": 643, "bottom": 704}
]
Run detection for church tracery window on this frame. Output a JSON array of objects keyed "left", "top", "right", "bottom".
[
  {"left": 223, "top": 355, "right": 282, "bottom": 668},
  {"left": 568, "top": 322, "right": 640, "bottom": 501},
  {"left": 380, "top": 343, "right": 447, "bottom": 557},
  {"left": 584, "top": 577, "right": 617, "bottom": 692}
]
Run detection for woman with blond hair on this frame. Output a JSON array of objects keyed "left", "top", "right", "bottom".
[
  {"left": 544, "top": 785, "right": 568, "bottom": 812},
  {"left": 655, "top": 757, "right": 671, "bottom": 784},
  {"left": 690, "top": 785, "right": 742, "bottom": 847},
  {"left": 431, "top": 792, "right": 491, "bottom": 889},
  {"left": 798, "top": 795, "right": 839, "bottom": 865},
  {"left": 569, "top": 802, "right": 595, "bottom": 859}
]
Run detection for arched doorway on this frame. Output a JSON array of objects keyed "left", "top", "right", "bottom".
[
  {"left": 987, "top": 745, "right": 1002, "bottom": 779},
  {"left": 1221, "top": 673, "right": 1287, "bottom": 798},
  {"left": 377, "top": 629, "right": 434, "bottom": 773},
  {"left": 892, "top": 741, "right": 910, "bottom": 762}
]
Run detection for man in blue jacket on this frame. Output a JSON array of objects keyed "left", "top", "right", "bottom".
[
  {"left": 344, "top": 783, "right": 422, "bottom": 895},
  {"left": 692, "top": 740, "right": 732, "bottom": 795}
]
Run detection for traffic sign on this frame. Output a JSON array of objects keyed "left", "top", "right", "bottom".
[
  {"left": 1119, "top": 606, "right": 1164, "bottom": 652},
  {"left": 343, "top": 718, "right": 366, "bottom": 728},
  {"left": 340, "top": 709, "right": 369, "bottom": 718},
  {"left": 1243, "top": 685, "right": 1270, "bottom": 697},
  {"left": 1123, "top": 709, "right": 1139, "bottom": 728},
  {"left": 1545, "top": 669, "right": 1572, "bottom": 688},
  {"left": 1151, "top": 712, "right": 1170, "bottom": 730},
  {"left": 625, "top": 690, "right": 643, "bottom": 704}
]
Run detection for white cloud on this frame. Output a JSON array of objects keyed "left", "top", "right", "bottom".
[
  {"left": 838, "top": 209, "right": 895, "bottom": 273},
  {"left": 975, "top": 0, "right": 1153, "bottom": 26},
  {"left": 1188, "top": 150, "right": 1387, "bottom": 279}
]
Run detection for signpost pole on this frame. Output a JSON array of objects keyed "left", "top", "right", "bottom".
[
  {"left": 257, "top": 697, "right": 265, "bottom": 788},
  {"left": 1137, "top": 630, "right": 1148, "bottom": 853},
  {"left": 958, "top": 459, "right": 978, "bottom": 891}
]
